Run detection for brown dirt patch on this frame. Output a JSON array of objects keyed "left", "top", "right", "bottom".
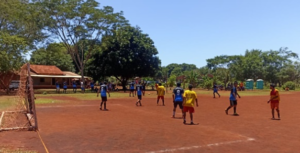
[{"left": 1, "top": 92, "right": 300, "bottom": 153}]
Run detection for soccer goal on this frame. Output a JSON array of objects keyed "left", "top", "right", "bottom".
[{"left": 0, "top": 63, "right": 38, "bottom": 131}]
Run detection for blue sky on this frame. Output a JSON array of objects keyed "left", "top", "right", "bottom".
[{"left": 97, "top": 0, "right": 300, "bottom": 68}]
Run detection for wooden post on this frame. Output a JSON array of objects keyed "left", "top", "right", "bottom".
[{"left": 27, "top": 63, "right": 38, "bottom": 130}]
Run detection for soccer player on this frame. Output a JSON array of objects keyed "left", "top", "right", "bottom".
[
  {"left": 225, "top": 81, "right": 241, "bottom": 115},
  {"left": 72, "top": 80, "right": 77, "bottom": 93},
  {"left": 129, "top": 81, "right": 135, "bottom": 97},
  {"left": 63, "top": 80, "right": 67, "bottom": 93},
  {"left": 268, "top": 84, "right": 280, "bottom": 120},
  {"left": 213, "top": 84, "right": 220, "bottom": 98},
  {"left": 90, "top": 81, "right": 94, "bottom": 92},
  {"left": 97, "top": 82, "right": 110, "bottom": 110},
  {"left": 172, "top": 82, "right": 184, "bottom": 118},
  {"left": 55, "top": 81, "right": 60, "bottom": 93},
  {"left": 183, "top": 84, "right": 198, "bottom": 124},
  {"left": 81, "top": 80, "right": 85, "bottom": 93},
  {"left": 157, "top": 83, "right": 165, "bottom": 106},
  {"left": 135, "top": 82, "right": 143, "bottom": 106}
]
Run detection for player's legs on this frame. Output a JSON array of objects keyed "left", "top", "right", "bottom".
[
  {"left": 182, "top": 106, "right": 188, "bottom": 124},
  {"left": 179, "top": 103, "right": 184, "bottom": 117},
  {"left": 161, "top": 96, "right": 165, "bottom": 106},
  {"left": 271, "top": 109, "right": 275, "bottom": 119},
  {"left": 213, "top": 92, "right": 215, "bottom": 98},
  {"left": 225, "top": 100, "right": 233, "bottom": 115},
  {"left": 173, "top": 102, "right": 178, "bottom": 117},
  {"left": 157, "top": 96, "right": 160, "bottom": 105},
  {"left": 100, "top": 101, "right": 103, "bottom": 110},
  {"left": 188, "top": 107, "right": 195, "bottom": 124},
  {"left": 190, "top": 113, "right": 194, "bottom": 124},
  {"left": 216, "top": 92, "right": 220, "bottom": 97},
  {"left": 276, "top": 109, "right": 280, "bottom": 119},
  {"left": 103, "top": 101, "right": 107, "bottom": 110},
  {"left": 139, "top": 96, "right": 142, "bottom": 106}
]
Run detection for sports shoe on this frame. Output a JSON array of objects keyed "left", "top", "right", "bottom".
[
  {"left": 136, "top": 102, "right": 138, "bottom": 106},
  {"left": 225, "top": 110, "right": 228, "bottom": 115},
  {"left": 190, "top": 122, "right": 194, "bottom": 125},
  {"left": 183, "top": 120, "right": 186, "bottom": 124},
  {"left": 172, "top": 115, "right": 175, "bottom": 118},
  {"left": 234, "top": 113, "right": 239, "bottom": 115},
  {"left": 100, "top": 108, "right": 102, "bottom": 110}
]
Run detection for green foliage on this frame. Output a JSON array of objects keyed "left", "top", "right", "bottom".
[
  {"left": 40, "top": 0, "right": 128, "bottom": 80},
  {"left": 30, "top": 43, "right": 75, "bottom": 71},
  {"left": 185, "top": 71, "right": 200, "bottom": 87},
  {"left": 282, "top": 81, "right": 295, "bottom": 90},
  {"left": 168, "top": 75, "right": 176, "bottom": 87},
  {"left": 0, "top": 0, "right": 46, "bottom": 73},
  {"left": 88, "top": 26, "right": 160, "bottom": 89},
  {"left": 206, "top": 48, "right": 298, "bottom": 86}
]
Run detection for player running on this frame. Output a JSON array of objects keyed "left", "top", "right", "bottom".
[
  {"left": 157, "top": 83, "right": 165, "bottom": 106},
  {"left": 97, "top": 82, "right": 110, "bottom": 110},
  {"left": 63, "top": 80, "right": 67, "bottom": 93},
  {"left": 213, "top": 84, "right": 220, "bottom": 98},
  {"left": 268, "top": 84, "right": 280, "bottom": 120},
  {"left": 129, "top": 81, "right": 135, "bottom": 97},
  {"left": 225, "top": 81, "right": 241, "bottom": 115},
  {"left": 183, "top": 84, "right": 198, "bottom": 124},
  {"left": 172, "top": 83, "right": 184, "bottom": 118},
  {"left": 135, "top": 82, "right": 143, "bottom": 106}
]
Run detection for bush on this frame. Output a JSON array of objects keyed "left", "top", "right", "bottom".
[{"left": 282, "top": 81, "right": 295, "bottom": 90}]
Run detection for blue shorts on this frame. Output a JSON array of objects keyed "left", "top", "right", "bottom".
[
  {"left": 81, "top": 87, "right": 85, "bottom": 91},
  {"left": 213, "top": 89, "right": 218, "bottom": 92}
]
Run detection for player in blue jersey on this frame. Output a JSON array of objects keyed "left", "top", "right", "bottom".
[
  {"left": 172, "top": 83, "right": 184, "bottom": 118},
  {"left": 90, "top": 81, "right": 94, "bottom": 92},
  {"left": 135, "top": 82, "right": 143, "bottom": 106},
  {"left": 72, "top": 80, "right": 77, "bottom": 93},
  {"left": 213, "top": 84, "right": 220, "bottom": 98},
  {"left": 55, "top": 80, "right": 60, "bottom": 93},
  {"left": 129, "top": 81, "right": 135, "bottom": 97},
  {"left": 225, "top": 81, "right": 241, "bottom": 115},
  {"left": 97, "top": 82, "right": 110, "bottom": 110},
  {"left": 63, "top": 80, "right": 67, "bottom": 93}
]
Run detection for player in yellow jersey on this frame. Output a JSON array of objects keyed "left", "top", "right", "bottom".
[
  {"left": 183, "top": 84, "right": 198, "bottom": 124},
  {"left": 157, "top": 83, "right": 165, "bottom": 106},
  {"left": 267, "top": 84, "right": 280, "bottom": 120}
]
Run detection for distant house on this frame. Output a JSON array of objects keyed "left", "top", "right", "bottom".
[{"left": 29, "top": 65, "right": 90, "bottom": 89}]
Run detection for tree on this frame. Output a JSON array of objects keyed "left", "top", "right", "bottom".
[
  {"left": 40, "top": 0, "right": 128, "bottom": 87},
  {"left": 89, "top": 26, "right": 160, "bottom": 89},
  {"left": 0, "top": 0, "right": 46, "bottom": 94},
  {"left": 167, "top": 75, "right": 176, "bottom": 88},
  {"left": 30, "top": 43, "right": 75, "bottom": 71}
]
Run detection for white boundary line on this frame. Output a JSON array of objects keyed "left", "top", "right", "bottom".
[
  {"left": 0, "top": 112, "right": 5, "bottom": 128},
  {"left": 145, "top": 137, "right": 255, "bottom": 153}
]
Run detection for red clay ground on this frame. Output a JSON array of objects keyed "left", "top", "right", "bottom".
[{"left": 1, "top": 91, "right": 300, "bottom": 153}]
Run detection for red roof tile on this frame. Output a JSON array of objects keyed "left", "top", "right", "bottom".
[{"left": 30, "top": 65, "right": 64, "bottom": 75}]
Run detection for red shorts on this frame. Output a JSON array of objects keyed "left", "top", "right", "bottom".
[
  {"left": 157, "top": 96, "right": 164, "bottom": 100},
  {"left": 270, "top": 102, "right": 279, "bottom": 109},
  {"left": 183, "top": 106, "right": 194, "bottom": 113}
]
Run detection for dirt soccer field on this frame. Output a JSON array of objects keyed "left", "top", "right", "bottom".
[{"left": 1, "top": 91, "right": 300, "bottom": 153}]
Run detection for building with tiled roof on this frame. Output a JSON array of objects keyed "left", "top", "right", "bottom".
[{"left": 29, "top": 65, "right": 90, "bottom": 89}]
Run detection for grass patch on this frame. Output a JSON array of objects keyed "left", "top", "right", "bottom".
[
  {"left": 35, "top": 98, "right": 64, "bottom": 104},
  {"left": 0, "top": 147, "right": 37, "bottom": 153},
  {"left": 0, "top": 96, "right": 17, "bottom": 112}
]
